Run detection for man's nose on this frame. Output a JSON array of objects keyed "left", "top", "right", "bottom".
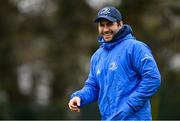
[{"left": 103, "top": 26, "right": 110, "bottom": 32}]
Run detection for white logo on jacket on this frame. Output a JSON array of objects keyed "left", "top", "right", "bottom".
[
  {"left": 109, "top": 62, "right": 118, "bottom": 71},
  {"left": 141, "top": 54, "right": 153, "bottom": 62},
  {"left": 96, "top": 69, "right": 101, "bottom": 75}
]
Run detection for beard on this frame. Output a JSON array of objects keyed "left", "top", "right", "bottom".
[{"left": 101, "top": 30, "right": 116, "bottom": 41}]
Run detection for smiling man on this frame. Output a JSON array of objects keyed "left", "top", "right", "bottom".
[
  {"left": 68, "top": 6, "right": 161, "bottom": 120},
  {"left": 98, "top": 19, "right": 123, "bottom": 42}
]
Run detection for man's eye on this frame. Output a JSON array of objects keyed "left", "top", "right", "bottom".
[
  {"left": 107, "top": 23, "right": 113, "bottom": 26},
  {"left": 100, "top": 24, "right": 104, "bottom": 27}
]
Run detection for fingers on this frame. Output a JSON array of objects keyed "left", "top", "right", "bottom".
[
  {"left": 69, "top": 102, "right": 80, "bottom": 112},
  {"left": 69, "top": 107, "right": 80, "bottom": 112},
  {"left": 68, "top": 97, "right": 81, "bottom": 112}
]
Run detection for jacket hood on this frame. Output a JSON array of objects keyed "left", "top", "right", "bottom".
[{"left": 98, "top": 24, "right": 134, "bottom": 49}]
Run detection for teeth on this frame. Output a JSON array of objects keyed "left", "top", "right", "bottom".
[{"left": 104, "top": 33, "right": 112, "bottom": 35}]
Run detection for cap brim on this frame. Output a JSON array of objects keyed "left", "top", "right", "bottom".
[{"left": 94, "top": 15, "right": 117, "bottom": 22}]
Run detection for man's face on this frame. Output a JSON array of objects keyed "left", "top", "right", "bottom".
[{"left": 98, "top": 19, "right": 123, "bottom": 42}]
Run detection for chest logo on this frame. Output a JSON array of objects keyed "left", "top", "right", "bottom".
[{"left": 109, "top": 62, "right": 118, "bottom": 71}]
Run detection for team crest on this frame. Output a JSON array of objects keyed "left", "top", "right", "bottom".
[
  {"left": 109, "top": 62, "right": 118, "bottom": 71},
  {"left": 99, "top": 8, "right": 110, "bottom": 15}
]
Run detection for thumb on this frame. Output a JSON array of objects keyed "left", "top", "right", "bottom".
[{"left": 76, "top": 97, "right": 81, "bottom": 106}]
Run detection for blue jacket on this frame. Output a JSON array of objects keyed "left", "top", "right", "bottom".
[{"left": 71, "top": 24, "right": 161, "bottom": 120}]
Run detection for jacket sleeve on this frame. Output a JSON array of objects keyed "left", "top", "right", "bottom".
[
  {"left": 120, "top": 42, "right": 161, "bottom": 119},
  {"left": 70, "top": 56, "right": 99, "bottom": 107}
]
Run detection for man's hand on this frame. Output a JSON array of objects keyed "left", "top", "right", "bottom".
[{"left": 68, "top": 96, "right": 81, "bottom": 112}]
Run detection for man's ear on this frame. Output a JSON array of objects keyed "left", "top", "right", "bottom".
[{"left": 117, "top": 20, "right": 123, "bottom": 28}]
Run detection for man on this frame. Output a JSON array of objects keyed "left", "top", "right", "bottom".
[{"left": 68, "top": 6, "right": 161, "bottom": 120}]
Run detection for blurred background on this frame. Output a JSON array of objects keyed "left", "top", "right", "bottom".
[{"left": 0, "top": 0, "right": 179, "bottom": 120}]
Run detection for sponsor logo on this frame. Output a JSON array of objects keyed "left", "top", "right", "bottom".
[
  {"left": 141, "top": 54, "right": 153, "bottom": 62},
  {"left": 96, "top": 69, "right": 101, "bottom": 75}
]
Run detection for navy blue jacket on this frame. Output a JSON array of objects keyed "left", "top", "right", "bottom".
[{"left": 71, "top": 24, "right": 161, "bottom": 120}]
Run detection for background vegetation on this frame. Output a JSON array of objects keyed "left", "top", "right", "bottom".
[{"left": 0, "top": 0, "right": 179, "bottom": 119}]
